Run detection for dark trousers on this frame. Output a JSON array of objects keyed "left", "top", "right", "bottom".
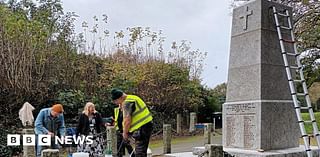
[
  {"left": 133, "top": 122, "right": 153, "bottom": 157},
  {"left": 117, "top": 132, "right": 135, "bottom": 157}
]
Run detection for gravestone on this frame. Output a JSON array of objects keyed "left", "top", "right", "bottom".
[
  {"left": 189, "top": 112, "right": 196, "bottom": 133},
  {"left": 204, "top": 123, "right": 213, "bottom": 145},
  {"left": 223, "top": 0, "right": 319, "bottom": 156},
  {"left": 163, "top": 124, "right": 172, "bottom": 154},
  {"left": 177, "top": 114, "right": 182, "bottom": 134}
]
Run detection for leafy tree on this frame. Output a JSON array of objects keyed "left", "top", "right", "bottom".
[{"left": 197, "top": 83, "right": 226, "bottom": 122}]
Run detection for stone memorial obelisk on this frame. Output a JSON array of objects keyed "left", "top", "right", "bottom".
[{"left": 223, "top": 0, "right": 318, "bottom": 156}]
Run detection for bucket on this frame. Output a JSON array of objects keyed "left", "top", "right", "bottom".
[
  {"left": 72, "top": 152, "right": 89, "bottom": 157},
  {"left": 147, "top": 148, "right": 152, "bottom": 157}
]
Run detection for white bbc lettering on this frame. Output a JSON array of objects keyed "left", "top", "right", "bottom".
[
  {"left": 73, "top": 135, "right": 85, "bottom": 145},
  {"left": 7, "top": 134, "right": 94, "bottom": 146},
  {"left": 7, "top": 134, "right": 20, "bottom": 146},
  {"left": 55, "top": 136, "right": 64, "bottom": 145},
  {"left": 23, "top": 135, "right": 35, "bottom": 146},
  {"left": 86, "top": 136, "right": 93, "bottom": 145},
  {"left": 38, "top": 135, "right": 51, "bottom": 146},
  {"left": 64, "top": 136, "right": 73, "bottom": 145}
]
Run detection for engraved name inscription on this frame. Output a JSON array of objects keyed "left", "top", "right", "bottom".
[{"left": 225, "top": 103, "right": 257, "bottom": 148}]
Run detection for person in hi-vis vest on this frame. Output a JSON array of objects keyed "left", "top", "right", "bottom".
[
  {"left": 114, "top": 105, "right": 135, "bottom": 157},
  {"left": 111, "top": 88, "right": 153, "bottom": 157}
]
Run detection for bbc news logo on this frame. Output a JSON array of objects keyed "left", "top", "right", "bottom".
[{"left": 7, "top": 134, "right": 94, "bottom": 146}]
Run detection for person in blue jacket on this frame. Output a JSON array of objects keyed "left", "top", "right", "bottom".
[{"left": 34, "top": 104, "right": 65, "bottom": 157}]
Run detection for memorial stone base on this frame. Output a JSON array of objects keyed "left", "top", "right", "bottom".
[
  {"left": 223, "top": 101, "right": 299, "bottom": 150},
  {"left": 224, "top": 146, "right": 320, "bottom": 157}
]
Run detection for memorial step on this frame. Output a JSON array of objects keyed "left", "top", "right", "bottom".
[
  {"left": 224, "top": 145, "right": 320, "bottom": 157},
  {"left": 164, "top": 152, "right": 197, "bottom": 157}
]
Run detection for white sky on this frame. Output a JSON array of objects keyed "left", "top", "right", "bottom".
[{"left": 62, "top": 0, "right": 233, "bottom": 88}]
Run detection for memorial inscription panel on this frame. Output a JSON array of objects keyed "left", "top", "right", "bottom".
[{"left": 225, "top": 103, "right": 257, "bottom": 148}]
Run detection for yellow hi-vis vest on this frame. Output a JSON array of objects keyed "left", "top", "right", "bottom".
[
  {"left": 114, "top": 95, "right": 153, "bottom": 133},
  {"left": 114, "top": 107, "right": 120, "bottom": 130}
]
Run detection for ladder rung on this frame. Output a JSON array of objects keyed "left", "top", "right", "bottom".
[
  {"left": 286, "top": 53, "right": 299, "bottom": 57},
  {"left": 288, "top": 66, "right": 301, "bottom": 70},
  {"left": 300, "top": 107, "right": 312, "bottom": 110},
  {"left": 293, "top": 79, "right": 305, "bottom": 83},
  {"left": 304, "top": 120, "right": 316, "bottom": 123},
  {"left": 279, "top": 26, "right": 292, "bottom": 30},
  {"left": 277, "top": 12, "right": 290, "bottom": 17},
  {"left": 280, "top": 39, "right": 295, "bottom": 43},
  {"left": 296, "top": 93, "right": 307, "bottom": 96},
  {"left": 291, "top": 93, "right": 306, "bottom": 96}
]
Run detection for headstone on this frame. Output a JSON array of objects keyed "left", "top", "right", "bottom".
[
  {"left": 212, "top": 118, "right": 216, "bottom": 134},
  {"left": 106, "top": 126, "right": 117, "bottom": 157},
  {"left": 204, "top": 123, "right": 213, "bottom": 144},
  {"left": 163, "top": 124, "right": 172, "bottom": 154},
  {"left": 41, "top": 149, "right": 59, "bottom": 157},
  {"left": 176, "top": 114, "right": 182, "bottom": 134},
  {"left": 189, "top": 112, "right": 196, "bottom": 133},
  {"left": 22, "top": 128, "right": 35, "bottom": 157},
  {"left": 223, "top": 0, "right": 305, "bottom": 156}
]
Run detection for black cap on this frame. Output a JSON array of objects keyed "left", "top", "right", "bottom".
[{"left": 111, "top": 88, "right": 123, "bottom": 100}]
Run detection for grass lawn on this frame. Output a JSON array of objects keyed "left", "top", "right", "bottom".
[
  {"left": 301, "top": 112, "right": 320, "bottom": 134},
  {"left": 300, "top": 137, "right": 318, "bottom": 146},
  {"left": 300, "top": 112, "right": 320, "bottom": 146}
]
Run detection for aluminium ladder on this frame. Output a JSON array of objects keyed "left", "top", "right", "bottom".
[{"left": 273, "top": 6, "right": 320, "bottom": 157}]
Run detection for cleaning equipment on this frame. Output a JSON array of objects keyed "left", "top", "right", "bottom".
[
  {"left": 273, "top": 6, "right": 320, "bottom": 157},
  {"left": 116, "top": 138, "right": 134, "bottom": 157},
  {"left": 72, "top": 152, "right": 89, "bottom": 157},
  {"left": 125, "top": 146, "right": 152, "bottom": 157},
  {"left": 104, "top": 140, "right": 112, "bottom": 157},
  {"left": 105, "top": 128, "right": 114, "bottom": 156},
  {"left": 119, "top": 136, "right": 152, "bottom": 157},
  {"left": 147, "top": 148, "right": 152, "bottom": 157}
]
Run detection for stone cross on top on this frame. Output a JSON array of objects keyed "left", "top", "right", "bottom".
[{"left": 239, "top": 6, "right": 253, "bottom": 30}]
